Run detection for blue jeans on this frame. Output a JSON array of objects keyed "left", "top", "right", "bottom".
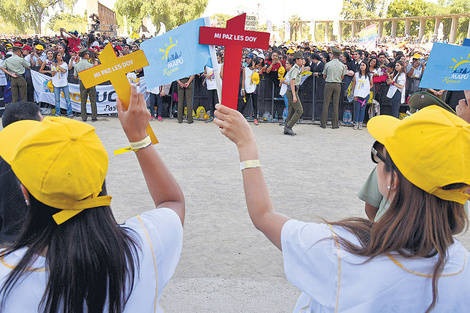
[
  {"left": 282, "top": 94, "right": 288, "bottom": 108},
  {"left": 149, "top": 93, "right": 163, "bottom": 117},
  {"left": 54, "top": 85, "right": 72, "bottom": 117},
  {"left": 354, "top": 94, "right": 369, "bottom": 123},
  {"left": 389, "top": 91, "right": 401, "bottom": 118}
]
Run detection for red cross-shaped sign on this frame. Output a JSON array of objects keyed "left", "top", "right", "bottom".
[{"left": 199, "top": 14, "right": 270, "bottom": 110}]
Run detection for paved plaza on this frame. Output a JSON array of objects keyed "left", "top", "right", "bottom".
[{"left": 5, "top": 116, "right": 470, "bottom": 312}]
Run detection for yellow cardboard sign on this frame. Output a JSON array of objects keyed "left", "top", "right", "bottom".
[{"left": 78, "top": 43, "right": 158, "bottom": 152}]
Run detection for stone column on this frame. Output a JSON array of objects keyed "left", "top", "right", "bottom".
[
  {"left": 299, "top": 22, "right": 303, "bottom": 41},
  {"left": 405, "top": 20, "right": 411, "bottom": 36},
  {"left": 467, "top": 18, "right": 470, "bottom": 39},
  {"left": 338, "top": 21, "right": 343, "bottom": 42},
  {"left": 418, "top": 18, "right": 426, "bottom": 41},
  {"left": 378, "top": 20, "right": 384, "bottom": 37},
  {"left": 391, "top": 20, "right": 397, "bottom": 37},
  {"left": 434, "top": 17, "right": 441, "bottom": 35},
  {"left": 324, "top": 21, "right": 330, "bottom": 42},
  {"left": 351, "top": 21, "right": 357, "bottom": 38},
  {"left": 450, "top": 17, "right": 459, "bottom": 44}
]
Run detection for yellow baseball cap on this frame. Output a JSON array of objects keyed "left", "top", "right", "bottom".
[
  {"left": 35, "top": 44, "right": 44, "bottom": 50},
  {"left": 251, "top": 71, "right": 260, "bottom": 85},
  {"left": 368, "top": 105, "right": 470, "bottom": 204},
  {"left": 0, "top": 117, "right": 111, "bottom": 224}
]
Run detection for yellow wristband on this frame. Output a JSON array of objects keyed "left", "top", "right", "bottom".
[
  {"left": 130, "top": 135, "right": 152, "bottom": 151},
  {"left": 240, "top": 159, "right": 261, "bottom": 171}
]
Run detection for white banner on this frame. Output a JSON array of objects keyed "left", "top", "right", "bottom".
[{"left": 31, "top": 70, "right": 147, "bottom": 115}]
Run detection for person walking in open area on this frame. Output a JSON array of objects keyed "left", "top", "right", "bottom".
[{"left": 284, "top": 53, "right": 304, "bottom": 136}]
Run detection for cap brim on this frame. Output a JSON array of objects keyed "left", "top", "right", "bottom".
[
  {"left": 0, "top": 120, "right": 41, "bottom": 164},
  {"left": 367, "top": 115, "right": 401, "bottom": 144},
  {"left": 409, "top": 92, "right": 455, "bottom": 114}
]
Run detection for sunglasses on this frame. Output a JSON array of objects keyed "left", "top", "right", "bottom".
[{"left": 371, "top": 141, "right": 386, "bottom": 164}]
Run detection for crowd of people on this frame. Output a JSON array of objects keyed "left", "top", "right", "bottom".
[
  {"left": 0, "top": 29, "right": 447, "bottom": 133},
  {"left": 1, "top": 26, "right": 470, "bottom": 313}
]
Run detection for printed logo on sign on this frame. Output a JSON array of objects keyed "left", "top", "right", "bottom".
[
  {"left": 443, "top": 54, "right": 470, "bottom": 85},
  {"left": 160, "top": 37, "right": 183, "bottom": 76}
]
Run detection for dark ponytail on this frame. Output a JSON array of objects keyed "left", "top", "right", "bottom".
[{"left": 0, "top": 184, "right": 140, "bottom": 313}]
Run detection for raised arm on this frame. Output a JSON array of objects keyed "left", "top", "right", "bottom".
[
  {"left": 213, "top": 104, "right": 290, "bottom": 250},
  {"left": 116, "top": 85, "right": 185, "bottom": 225}
]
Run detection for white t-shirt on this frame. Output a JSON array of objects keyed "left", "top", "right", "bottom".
[
  {"left": 281, "top": 219, "right": 470, "bottom": 313},
  {"left": 51, "top": 62, "right": 69, "bottom": 88},
  {"left": 386, "top": 72, "right": 406, "bottom": 104},
  {"left": 205, "top": 66, "right": 217, "bottom": 90},
  {"left": 244, "top": 67, "right": 256, "bottom": 93},
  {"left": 0, "top": 208, "right": 183, "bottom": 313},
  {"left": 353, "top": 72, "right": 372, "bottom": 99}
]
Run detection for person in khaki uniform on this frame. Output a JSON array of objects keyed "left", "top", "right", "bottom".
[
  {"left": 1, "top": 47, "right": 30, "bottom": 103},
  {"left": 177, "top": 75, "right": 195, "bottom": 124},
  {"left": 74, "top": 50, "right": 97, "bottom": 122},
  {"left": 284, "top": 52, "right": 304, "bottom": 136},
  {"left": 321, "top": 47, "right": 346, "bottom": 129}
]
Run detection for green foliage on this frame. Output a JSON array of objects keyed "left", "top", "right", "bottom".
[
  {"left": 115, "top": 0, "right": 207, "bottom": 34},
  {"left": 0, "top": 0, "right": 76, "bottom": 34},
  {"left": 385, "top": 0, "right": 438, "bottom": 36},
  {"left": 210, "top": 13, "right": 234, "bottom": 28},
  {"left": 385, "top": 0, "right": 468, "bottom": 41},
  {"left": 143, "top": 0, "right": 207, "bottom": 31},
  {"left": 341, "top": 0, "right": 387, "bottom": 19},
  {"left": 47, "top": 12, "right": 87, "bottom": 33},
  {"left": 115, "top": 0, "right": 144, "bottom": 34}
]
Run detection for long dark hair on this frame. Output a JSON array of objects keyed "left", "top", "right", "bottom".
[
  {"left": 0, "top": 183, "right": 140, "bottom": 313},
  {"left": 392, "top": 60, "right": 405, "bottom": 82},
  {"left": 358, "top": 61, "right": 370, "bottom": 79},
  {"left": 330, "top": 148, "right": 467, "bottom": 313}
]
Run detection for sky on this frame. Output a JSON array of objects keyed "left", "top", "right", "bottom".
[{"left": 72, "top": 0, "right": 344, "bottom": 27}]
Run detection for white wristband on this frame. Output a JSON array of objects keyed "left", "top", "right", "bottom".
[
  {"left": 240, "top": 159, "right": 261, "bottom": 171},
  {"left": 129, "top": 135, "right": 152, "bottom": 151}
]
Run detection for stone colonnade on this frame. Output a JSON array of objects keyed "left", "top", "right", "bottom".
[{"left": 290, "top": 13, "right": 470, "bottom": 44}]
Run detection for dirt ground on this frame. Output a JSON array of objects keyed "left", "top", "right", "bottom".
[{"left": 7, "top": 116, "right": 470, "bottom": 313}]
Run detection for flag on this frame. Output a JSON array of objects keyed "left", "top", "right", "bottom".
[
  {"left": 358, "top": 24, "right": 378, "bottom": 50},
  {"left": 141, "top": 18, "right": 211, "bottom": 90},
  {"left": 266, "top": 20, "right": 273, "bottom": 33},
  {"left": 419, "top": 42, "right": 470, "bottom": 91}
]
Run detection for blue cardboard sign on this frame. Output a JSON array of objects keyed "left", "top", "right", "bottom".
[
  {"left": 141, "top": 18, "right": 212, "bottom": 90},
  {"left": 419, "top": 43, "right": 470, "bottom": 91}
]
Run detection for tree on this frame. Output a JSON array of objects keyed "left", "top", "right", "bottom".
[
  {"left": 438, "top": 0, "right": 470, "bottom": 42},
  {"left": 341, "top": 0, "right": 387, "bottom": 20},
  {"left": 46, "top": 12, "right": 87, "bottom": 33},
  {"left": 210, "top": 13, "right": 234, "bottom": 28},
  {"left": 0, "top": 0, "right": 76, "bottom": 34},
  {"left": 143, "top": 0, "right": 207, "bottom": 31},
  {"left": 115, "top": 0, "right": 207, "bottom": 34},
  {"left": 386, "top": 0, "right": 439, "bottom": 36},
  {"left": 114, "top": 0, "right": 145, "bottom": 34}
]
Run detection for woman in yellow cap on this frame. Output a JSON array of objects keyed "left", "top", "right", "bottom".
[
  {"left": 213, "top": 102, "right": 470, "bottom": 312},
  {"left": 0, "top": 85, "right": 185, "bottom": 313}
]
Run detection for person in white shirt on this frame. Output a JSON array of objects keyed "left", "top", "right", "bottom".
[
  {"left": 213, "top": 103, "right": 470, "bottom": 313},
  {"left": 351, "top": 61, "right": 373, "bottom": 130},
  {"left": 386, "top": 60, "right": 406, "bottom": 118},
  {"left": 0, "top": 85, "right": 185, "bottom": 313},
  {"left": 51, "top": 52, "right": 72, "bottom": 118}
]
